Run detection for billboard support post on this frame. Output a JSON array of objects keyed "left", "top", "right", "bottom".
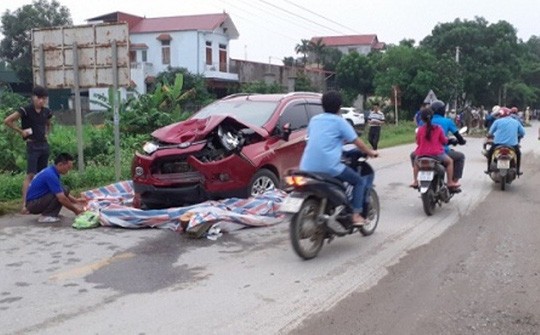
[
  {"left": 72, "top": 42, "right": 84, "bottom": 172},
  {"left": 112, "top": 40, "right": 121, "bottom": 181},
  {"left": 38, "top": 44, "right": 46, "bottom": 87}
]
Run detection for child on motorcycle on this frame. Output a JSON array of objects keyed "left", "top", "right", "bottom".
[{"left": 410, "top": 109, "right": 460, "bottom": 189}]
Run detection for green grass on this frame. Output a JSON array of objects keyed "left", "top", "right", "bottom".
[{"left": 360, "top": 121, "right": 417, "bottom": 148}]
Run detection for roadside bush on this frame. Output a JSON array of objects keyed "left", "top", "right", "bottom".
[
  {"left": 0, "top": 172, "right": 24, "bottom": 201},
  {"left": 62, "top": 153, "right": 132, "bottom": 192}
]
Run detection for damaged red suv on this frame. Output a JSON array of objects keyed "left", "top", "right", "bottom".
[{"left": 132, "top": 92, "right": 323, "bottom": 209}]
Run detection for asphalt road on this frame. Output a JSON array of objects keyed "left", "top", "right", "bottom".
[
  {"left": 1, "top": 122, "right": 539, "bottom": 335},
  {"left": 292, "top": 138, "right": 540, "bottom": 335}
]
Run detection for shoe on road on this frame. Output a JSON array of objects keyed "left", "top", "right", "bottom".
[{"left": 37, "top": 216, "right": 61, "bottom": 223}]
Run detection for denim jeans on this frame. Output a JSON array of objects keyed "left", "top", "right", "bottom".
[{"left": 336, "top": 166, "right": 366, "bottom": 213}]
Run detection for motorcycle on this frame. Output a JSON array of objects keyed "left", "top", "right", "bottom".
[
  {"left": 412, "top": 128, "right": 467, "bottom": 216},
  {"left": 279, "top": 146, "right": 380, "bottom": 260},
  {"left": 484, "top": 139, "right": 518, "bottom": 191}
]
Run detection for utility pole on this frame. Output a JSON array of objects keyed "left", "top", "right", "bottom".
[{"left": 454, "top": 46, "right": 460, "bottom": 111}]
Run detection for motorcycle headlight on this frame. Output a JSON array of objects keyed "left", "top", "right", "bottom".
[{"left": 143, "top": 142, "right": 159, "bottom": 155}]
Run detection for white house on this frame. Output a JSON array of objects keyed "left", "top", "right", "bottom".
[{"left": 87, "top": 11, "right": 240, "bottom": 96}]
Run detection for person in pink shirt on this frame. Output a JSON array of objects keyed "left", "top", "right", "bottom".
[{"left": 410, "top": 109, "right": 460, "bottom": 188}]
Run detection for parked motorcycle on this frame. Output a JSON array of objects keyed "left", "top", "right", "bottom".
[
  {"left": 279, "top": 147, "right": 380, "bottom": 260},
  {"left": 412, "top": 128, "right": 467, "bottom": 216},
  {"left": 484, "top": 139, "right": 518, "bottom": 191}
]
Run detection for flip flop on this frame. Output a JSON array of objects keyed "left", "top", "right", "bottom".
[
  {"left": 409, "top": 183, "right": 419, "bottom": 189},
  {"left": 352, "top": 218, "right": 365, "bottom": 228}
]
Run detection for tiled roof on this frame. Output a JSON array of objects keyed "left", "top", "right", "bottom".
[
  {"left": 131, "top": 13, "right": 230, "bottom": 33},
  {"left": 87, "top": 12, "right": 239, "bottom": 38},
  {"left": 311, "top": 34, "right": 379, "bottom": 47}
]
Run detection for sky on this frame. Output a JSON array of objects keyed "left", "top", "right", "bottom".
[{"left": 1, "top": 0, "right": 538, "bottom": 65}]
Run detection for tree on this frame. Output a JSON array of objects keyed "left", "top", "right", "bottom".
[
  {"left": 420, "top": 17, "right": 521, "bottom": 107},
  {"left": 336, "top": 52, "right": 375, "bottom": 105},
  {"left": 309, "top": 38, "right": 326, "bottom": 69},
  {"left": 321, "top": 48, "right": 342, "bottom": 72},
  {"left": 0, "top": 0, "right": 72, "bottom": 84},
  {"left": 155, "top": 67, "right": 214, "bottom": 113},
  {"left": 282, "top": 57, "right": 296, "bottom": 67},
  {"left": 294, "top": 71, "right": 314, "bottom": 92},
  {"left": 372, "top": 44, "right": 461, "bottom": 113},
  {"left": 295, "top": 39, "right": 311, "bottom": 66}
]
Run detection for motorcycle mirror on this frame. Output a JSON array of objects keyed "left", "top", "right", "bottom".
[
  {"left": 281, "top": 123, "right": 292, "bottom": 141},
  {"left": 459, "top": 126, "right": 468, "bottom": 134}
]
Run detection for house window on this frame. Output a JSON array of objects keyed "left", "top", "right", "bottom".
[
  {"left": 206, "top": 41, "right": 212, "bottom": 66},
  {"left": 142, "top": 50, "right": 147, "bottom": 62},
  {"left": 219, "top": 43, "right": 227, "bottom": 72},
  {"left": 161, "top": 40, "right": 170, "bottom": 65},
  {"left": 129, "top": 50, "right": 136, "bottom": 63}
]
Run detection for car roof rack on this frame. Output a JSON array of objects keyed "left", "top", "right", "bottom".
[
  {"left": 284, "top": 91, "right": 321, "bottom": 98},
  {"left": 221, "top": 93, "right": 253, "bottom": 100}
]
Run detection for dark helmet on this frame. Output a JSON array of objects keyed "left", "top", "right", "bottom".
[{"left": 431, "top": 100, "right": 446, "bottom": 116}]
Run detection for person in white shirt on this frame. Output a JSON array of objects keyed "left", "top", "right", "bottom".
[{"left": 367, "top": 103, "right": 385, "bottom": 150}]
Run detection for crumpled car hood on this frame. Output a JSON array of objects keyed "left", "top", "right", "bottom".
[{"left": 151, "top": 115, "right": 268, "bottom": 144}]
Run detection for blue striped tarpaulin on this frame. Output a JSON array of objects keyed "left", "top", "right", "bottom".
[{"left": 81, "top": 181, "right": 287, "bottom": 234}]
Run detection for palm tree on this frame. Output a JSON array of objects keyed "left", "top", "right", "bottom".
[
  {"left": 295, "top": 39, "right": 311, "bottom": 66},
  {"left": 309, "top": 38, "right": 326, "bottom": 69}
]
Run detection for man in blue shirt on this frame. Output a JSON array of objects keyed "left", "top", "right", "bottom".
[
  {"left": 300, "top": 91, "right": 378, "bottom": 226},
  {"left": 430, "top": 101, "right": 467, "bottom": 184},
  {"left": 486, "top": 108, "right": 525, "bottom": 175},
  {"left": 26, "top": 153, "right": 86, "bottom": 222}
]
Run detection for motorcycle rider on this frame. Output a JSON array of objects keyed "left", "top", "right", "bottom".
[
  {"left": 300, "top": 90, "right": 378, "bottom": 226},
  {"left": 510, "top": 106, "right": 524, "bottom": 125},
  {"left": 430, "top": 100, "right": 467, "bottom": 184},
  {"left": 410, "top": 109, "right": 460, "bottom": 189},
  {"left": 485, "top": 107, "right": 525, "bottom": 175}
]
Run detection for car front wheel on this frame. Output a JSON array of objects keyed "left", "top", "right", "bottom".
[{"left": 247, "top": 169, "right": 279, "bottom": 197}]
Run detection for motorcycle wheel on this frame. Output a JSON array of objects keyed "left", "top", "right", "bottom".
[
  {"left": 359, "top": 189, "right": 380, "bottom": 236},
  {"left": 290, "top": 198, "right": 325, "bottom": 260},
  {"left": 421, "top": 188, "right": 436, "bottom": 216},
  {"left": 500, "top": 175, "right": 506, "bottom": 191}
]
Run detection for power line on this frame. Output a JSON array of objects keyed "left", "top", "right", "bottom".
[
  {"left": 216, "top": 0, "right": 296, "bottom": 41},
  {"left": 257, "top": 0, "right": 348, "bottom": 35},
  {"left": 220, "top": 0, "right": 320, "bottom": 38},
  {"left": 280, "top": 0, "right": 358, "bottom": 34}
]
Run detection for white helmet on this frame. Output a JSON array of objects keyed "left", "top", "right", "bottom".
[{"left": 491, "top": 105, "right": 501, "bottom": 116}]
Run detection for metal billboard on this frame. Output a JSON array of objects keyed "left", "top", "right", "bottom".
[{"left": 31, "top": 23, "right": 130, "bottom": 88}]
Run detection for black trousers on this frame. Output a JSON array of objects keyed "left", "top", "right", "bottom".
[{"left": 368, "top": 126, "right": 381, "bottom": 150}]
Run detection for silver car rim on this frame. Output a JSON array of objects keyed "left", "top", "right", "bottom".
[{"left": 251, "top": 176, "right": 275, "bottom": 196}]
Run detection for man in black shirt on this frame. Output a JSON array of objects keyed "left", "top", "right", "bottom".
[{"left": 4, "top": 86, "right": 53, "bottom": 213}]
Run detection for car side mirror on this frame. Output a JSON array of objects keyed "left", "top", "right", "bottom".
[{"left": 282, "top": 123, "right": 292, "bottom": 141}]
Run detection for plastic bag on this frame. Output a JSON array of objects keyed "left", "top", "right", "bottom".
[{"left": 72, "top": 211, "right": 101, "bottom": 229}]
